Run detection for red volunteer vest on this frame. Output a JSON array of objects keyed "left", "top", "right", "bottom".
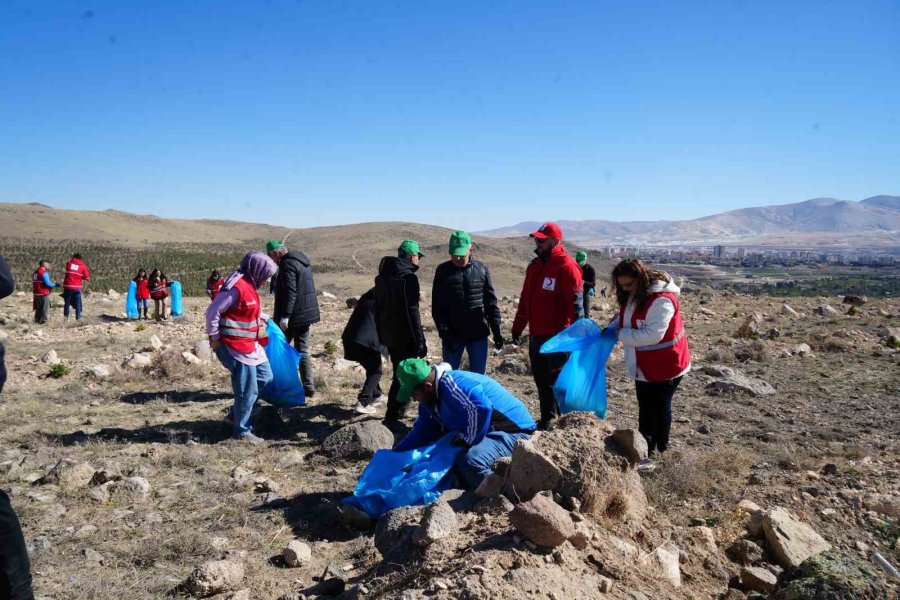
[
  {"left": 207, "top": 278, "right": 224, "bottom": 300},
  {"left": 136, "top": 279, "right": 150, "bottom": 300},
  {"left": 220, "top": 276, "right": 262, "bottom": 353},
  {"left": 32, "top": 267, "right": 51, "bottom": 296},
  {"left": 63, "top": 259, "right": 89, "bottom": 290},
  {"left": 150, "top": 278, "right": 168, "bottom": 299},
  {"left": 619, "top": 291, "right": 691, "bottom": 382}
]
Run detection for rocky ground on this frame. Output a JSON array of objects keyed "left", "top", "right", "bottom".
[{"left": 0, "top": 287, "right": 898, "bottom": 599}]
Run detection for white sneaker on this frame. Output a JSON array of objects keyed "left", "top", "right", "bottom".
[
  {"left": 233, "top": 432, "right": 265, "bottom": 445},
  {"left": 354, "top": 402, "right": 377, "bottom": 415},
  {"left": 637, "top": 458, "right": 656, "bottom": 473},
  {"left": 369, "top": 396, "right": 386, "bottom": 408}
]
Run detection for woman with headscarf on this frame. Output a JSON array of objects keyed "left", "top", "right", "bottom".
[
  {"left": 607, "top": 258, "right": 691, "bottom": 472},
  {"left": 206, "top": 251, "right": 278, "bottom": 444}
]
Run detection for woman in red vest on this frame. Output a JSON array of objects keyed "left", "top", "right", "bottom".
[
  {"left": 206, "top": 270, "right": 224, "bottom": 301},
  {"left": 206, "top": 251, "right": 277, "bottom": 444},
  {"left": 608, "top": 258, "right": 691, "bottom": 471},
  {"left": 133, "top": 269, "right": 151, "bottom": 320},
  {"left": 148, "top": 268, "right": 169, "bottom": 321}
]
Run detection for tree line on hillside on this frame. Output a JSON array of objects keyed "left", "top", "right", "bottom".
[{"left": 0, "top": 240, "right": 350, "bottom": 296}]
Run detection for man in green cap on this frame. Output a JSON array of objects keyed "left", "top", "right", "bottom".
[
  {"left": 374, "top": 240, "right": 428, "bottom": 423},
  {"left": 431, "top": 231, "right": 503, "bottom": 374},
  {"left": 393, "top": 358, "right": 536, "bottom": 490},
  {"left": 575, "top": 251, "right": 596, "bottom": 318},
  {"left": 267, "top": 239, "right": 321, "bottom": 397}
]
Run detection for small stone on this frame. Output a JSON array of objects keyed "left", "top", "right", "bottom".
[
  {"left": 609, "top": 429, "right": 649, "bottom": 465},
  {"left": 114, "top": 476, "right": 151, "bottom": 497},
  {"left": 740, "top": 566, "right": 777, "bottom": 594},
  {"left": 82, "top": 547, "right": 105, "bottom": 564},
  {"left": 598, "top": 576, "right": 613, "bottom": 593},
  {"left": 762, "top": 506, "right": 831, "bottom": 568},
  {"left": 509, "top": 492, "right": 576, "bottom": 547},
  {"left": 727, "top": 539, "right": 764, "bottom": 565},
  {"left": 182, "top": 351, "right": 203, "bottom": 365},
  {"left": 821, "top": 463, "right": 838, "bottom": 476},
  {"left": 283, "top": 540, "right": 312, "bottom": 567},
  {"left": 41, "top": 349, "right": 60, "bottom": 365},
  {"left": 184, "top": 560, "right": 245, "bottom": 597},
  {"left": 697, "top": 423, "right": 711, "bottom": 434},
  {"left": 149, "top": 335, "right": 164, "bottom": 351}
]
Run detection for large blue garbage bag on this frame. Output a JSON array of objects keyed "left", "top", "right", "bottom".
[
  {"left": 344, "top": 433, "right": 464, "bottom": 518},
  {"left": 126, "top": 281, "right": 139, "bottom": 319},
  {"left": 260, "top": 319, "right": 306, "bottom": 407},
  {"left": 540, "top": 318, "right": 618, "bottom": 419},
  {"left": 169, "top": 281, "right": 184, "bottom": 317}
]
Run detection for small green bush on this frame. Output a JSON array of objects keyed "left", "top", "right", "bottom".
[
  {"left": 324, "top": 340, "right": 337, "bottom": 356},
  {"left": 886, "top": 336, "right": 900, "bottom": 349},
  {"left": 135, "top": 323, "right": 146, "bottom": 332},
  {"left": 48, "top": 363, "right": 71, "bottom": 378}
]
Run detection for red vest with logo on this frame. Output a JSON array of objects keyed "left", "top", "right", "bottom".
[
  {"left": 207, "top": 278, "right": 224, "bottom": 300},
  {"left": 219, "top": 276, "right": 262, "bottom": 353},
  {"left": 63, "top": 258, "right": 90, "bottom": 290},
  {"left": 619, "top": 291, "right": 691, "bottom": 382},
  {"left": 150, "top": 278, "right": 168, "bottom": 299},
  {"left": 136, "top": 279, "right": 150, "bottom": 300},
  {"left": 32, "top": 267, "right": 51, "bottom": 296}
]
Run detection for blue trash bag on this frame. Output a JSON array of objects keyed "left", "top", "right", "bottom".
[
  {"left": 259, "top": 319, "right": 306, "bottom": 407},
  {"left": 169, "top": 281, "right": 184, "bottom": 317},
  {"left": 344, "top": 433, "right": 464, "bottom": 518},
  {"left": 126, "top": 281, "right": 139, "bottom": 319},
  {"left": 540, "top": 318, "right": 618, "bottom": 419}
]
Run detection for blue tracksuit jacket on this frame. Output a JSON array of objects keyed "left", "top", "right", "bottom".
[{"left": 394, "top": 367, "right": 537, "bottom": 452}]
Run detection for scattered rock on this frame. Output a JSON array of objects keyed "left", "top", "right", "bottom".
[
  {"left": 85, "top": 364, "right": 112, "bottom": 379},
  {"left": 282, "top": 540, "right": 312, "bottom": 567},
  {"left": 865, "top": 495, "right": 899, "bottom": 518},
  {"left": 412, "top": 500, "right": 457, "bottom": 547},
  {"left": 497, "top": 357, "right": 529, "bottom": 375},
  {"left": 639, "top": 543, "right": 681, "bottom": 587},
  {"left": 107, "top": 289, "right": 121, "bottom": 299},
  {"left": 505, "top": 437, "right": 562, "bottom": 500},
  {"left": 346, "top": 297, "right": 358, "bottom": 309},
  {"left": 223, "top": 591, "right": 250, "bottom": 600},
  {"left": 149, "top": 335, "right": 164, "bottom": 351},
  {"left": 41, "top": 460, "right": 95, "bottom": 489},
  {"left": 780, "top": 303, "right": 799, "bottom": 317},
  {"left": 741, "top": 566, "right": 777, "bottom": 594},
  {"left": 41, "top": 349, "right": 60, "bottom": 365},
  {"left": 332, "top": 358, "right": 358, "bottom": 372},
  {"left": 705, "top": 369, "right": 775, "bottom": 397},
  {"left": 791, "top": 343, "right": 812, "bottom": 356},
  {"left": 762, "top": 507, "right": 831, "bottom": 568},
  {"left": 771, "top": 549, "right": 889, "bottom": 600},
  {"left": 322, "top": 421, "right": 394, "bottom": 459},
  {"left": 842, "top": 295, "right": 867, "bottom": 307},
  {"left": 609, "top": 429, "right": 648, "bottom": 465},
  {"left": 82, "top": 547, "right": 105, "bottom": 565},
  {"left": 508, "top": 492, "right": 576, "bottom": 547},
  {"left": 113, "top": 476, "right": 152, "bottom": 497},
  {"left": 124, "top": 352, "right": 153, "bottom": 369},
  {"left": 374, "top": 504, "right": 426, "bottom": 564},
  {"left": 183, "top": 560, "right": 245, "bottom": 597},
  {"left": 321, "top": 291, "right": 337, "bottom": 299},
  {"left": 814, "top": 305, "right": 840, "bottom": 317},
  {"left": 736, "top": 313, "right": 765, "bottom": 338},
  {"left": 727, "top": 539, "right": 764, "bottom": 565},
  {"left": 193, "top": 339, "right": 212, "bottom": 361},
  {"left": 181, "top": 351, "right": 203, "bottom": 365}
]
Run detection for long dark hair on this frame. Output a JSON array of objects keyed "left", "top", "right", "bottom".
[
  {"left": 133, "top": 268, "right": 147, "bottom": 283},
  {"left": 611, "top": 258, "right": 669, "bottom": 309},
  {"left": 148, "top": 268, "right": 163, "bottom": 284}
]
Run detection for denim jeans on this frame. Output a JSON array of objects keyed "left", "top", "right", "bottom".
[
  {"left": 286, "top": 324, "right": 314, "bottom": 395},
  {"left": 635, "top": 375, "right": 683, "bottom": 454},
  {"left": 455, "top": 431, "right": 531, "bottom": 489},
  {"left": 441, "top": 337, "right": 488, "bottom": 374},
  {"left": 62, "top": 290, "right": 83, "bottom": 319},
  {"left": 214, "top": 345, "right": 273, "bottom": 438}
]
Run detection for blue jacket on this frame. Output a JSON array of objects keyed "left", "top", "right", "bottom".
[{"left": 394, "top": 366, "right": 537, "bottom": 452}]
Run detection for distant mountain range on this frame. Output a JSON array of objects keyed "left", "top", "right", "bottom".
[{"left": 479, "top": 195, "right": 900, "bottom": 250}]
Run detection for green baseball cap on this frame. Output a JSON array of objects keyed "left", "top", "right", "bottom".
[
  {"left": 399, "top": 239, "right": 425, "bottom": 258},
  {"left": 266, "top": 240, "right": 284, "bottom": 254},
  {"left": 396, "top": 358, "right": 432, "bottom": 403},
  {"left": 448, "top": 230, "right": 471, "bottom": 257},
  {"left": 575, "top": 251, "right": 588, "bottom": 265}
]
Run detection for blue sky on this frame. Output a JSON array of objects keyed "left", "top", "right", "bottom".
[{"left": 1, "top": 1, "right": 898, "bottom": 231}]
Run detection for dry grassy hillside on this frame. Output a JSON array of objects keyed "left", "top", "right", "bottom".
[{"left": 0, "top": 204, "right": 608, "bottom": 297}]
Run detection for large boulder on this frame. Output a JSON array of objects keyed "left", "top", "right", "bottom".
[
  {"left": 322, "top": 421, "right": 394, "bottom": 459},
  {"left": 741, "top": 566, "right": 777, "bottom": 594},
  {"left": 772, "top": 549, "right": 889, "bottom": 600},
  {"left": 41, "top": 460, "right": 95, "bottom": 489},
  {"left": 706, "top": 370, "right": 775, "bottom": 397},
  {"left": 374, "top": 505, "right": 426, "bottom": 564},
  {"left": 183, "top": 560, "right": 245, "bottom": 597},
  {"left": 608, "top": 429, "right": 648, "bottom": 466},
  {"left": 505, "top": 437, "right": 562, "bottom": 500},
  {"left": 508, "top": 492, "right": 576, "bottom": 547},
  {"left": 762, "top": 507, "right": 831, "bottom": 568}
]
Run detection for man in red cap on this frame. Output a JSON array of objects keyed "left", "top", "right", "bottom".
[{"left": 511, "top": 222, "right": 584, "bottom": 429}]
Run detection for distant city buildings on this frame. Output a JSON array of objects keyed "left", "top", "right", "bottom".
[{"left": 593, "top": 244, "right": 897, "bottom": 267}]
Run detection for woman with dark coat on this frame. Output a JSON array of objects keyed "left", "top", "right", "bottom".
[{"left": 341, "top": 288, "right": 386, "bottom": 414}]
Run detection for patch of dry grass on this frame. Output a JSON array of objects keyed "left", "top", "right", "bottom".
[{"left": 643, "top": 445, "right": 756, "bottom": 507}]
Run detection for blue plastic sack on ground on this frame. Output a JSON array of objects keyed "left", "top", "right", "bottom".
[
  {"left": 126, "top": 281, "right": 139, "bottom": 319},
  {"left": 344, "top": 433, "right": 463, "bottom": 518},
  {"left": 260, "top": 319, "right": 306, "bottom": 407},
  {"left": 169, "top": 281, "right": 184, "bottom": 317},
  {"left": 540, "top": 318, "right": 618, "bottom": 419}
]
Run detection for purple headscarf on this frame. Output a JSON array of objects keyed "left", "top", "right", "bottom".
[{"left": 223, "top": 251, "right": 277, "bottom": 290}]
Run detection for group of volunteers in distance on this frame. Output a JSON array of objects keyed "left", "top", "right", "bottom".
[{"left": 209, "top": 222, "right": 691, "bottom": 482}]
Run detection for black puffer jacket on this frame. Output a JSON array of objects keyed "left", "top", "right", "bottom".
[
  {"left": 0, "top": 254, "right": 13, "bottom": 395},
  {"left": 273, "top": 251, "right": 321, "bottom": 328},
  {"left": 374, "top": 256, "right": 426, "bottom": 354},
  {"left": 432, "top": 259, "right": 502, "bottom": 342},
  {"left": 342, "top": 288, "right": 382, "bottom": 361}
]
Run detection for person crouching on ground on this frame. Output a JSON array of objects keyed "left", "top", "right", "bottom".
[
  {"left": 206, "top": 251, "right": 278, "bottom": 445},
  {"left": 148, "top": 268, "right": 169, "bottom": 321},
  {"left": 341, "top": 288, "right": 386, "bottom": 415},
  {"left": 607, "top": 258, "right": 691, "bottom": 471},
  {"left": 393, "top": 358, "right": 536, "bottom": 490},
  {"left": 133, "top": 269, "right": 150, "bottom": 319}
]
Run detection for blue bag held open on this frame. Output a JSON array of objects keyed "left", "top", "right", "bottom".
[
  {"left": 260, "top": 319, "right": 306, "bottom": 407},
  {"left": 344, "top": 433, "right": 464, "bottom": 518},
  {"left": 126, "top": 281, "right": 139, "bottom": 319},
  {"left": 169, "top": 281, "right": 184, "bottom": 318},
  {"left": 540, "top": 318, "right": 618, "bottom": 419}
]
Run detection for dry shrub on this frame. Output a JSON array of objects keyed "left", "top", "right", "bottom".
[
  {"left": 153, "top": 348, "right": 206, "bottom": 380},
  {"left": 704, "top": 347, "right": 734, "bottom": 363},
  {"left": 644, "top": 445, "right": 755, "bottom": 507},
  {"left": 734, "top": 340, "right": 771, "bottom": 363}
]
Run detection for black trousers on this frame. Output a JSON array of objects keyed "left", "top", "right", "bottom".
[
  {"left": 286, "top": 324, "right": 315, "bottom": 395},
  {"left": 385, "top": 346, "right": 418, "bottom": 421},
  {"left": 355, "top": 349, "right": 384, "bottom": 403},
  {"left": 635, "top": 376, "right": 683, "bottom": 454},
  {"left": 0, "top": 491, "right": 34, "bottom": 600},
  {"left": 582, "top": 287, "right": 591, "bottom": 319},
  {"left": 528, "top": 336, "right": 569, "bottom": 425}
]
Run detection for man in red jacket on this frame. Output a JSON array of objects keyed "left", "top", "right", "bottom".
[
  {"left": 511, "top": 223, "right": 584, "bottom": 429},
  {"left": 62, "top": 253, "right": 91, "bottom": 321}
]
